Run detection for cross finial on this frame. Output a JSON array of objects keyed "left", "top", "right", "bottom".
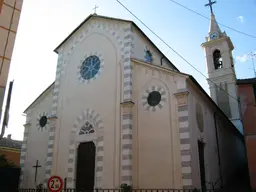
[
  {"left": 205, "top": 0, "right": 216, "bottom": 14},
  {"left": 93, "top": 5, "right": 99, "bottom": 14}
]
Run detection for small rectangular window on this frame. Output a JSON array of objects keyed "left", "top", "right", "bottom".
[{"left": 253, "top": 84, "right": 256, "bottom": 103}]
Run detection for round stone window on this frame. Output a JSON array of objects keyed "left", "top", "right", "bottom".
[
  {"left": 39, "top": 116, "right": 47, "bottom": 127},
  {"left": 80, "top": 55, "right": 101, "bottom": 80},
  {"left": 147, "top": 91, "right": 162, "bottom": 106}
]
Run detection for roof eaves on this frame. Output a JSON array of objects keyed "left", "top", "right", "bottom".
[
  {"left": 131, "top": 58, "right": 186, "bottom": 77},
  {"left": 237, "top": 78, "right": 256, "bottom": 85}
]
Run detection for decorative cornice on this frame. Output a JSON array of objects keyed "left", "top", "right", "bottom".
[
  {"left": 131, "top": 58, "right": 187, "bottom": 78},
  {"left": 120, "top": 101, "right": 135, "bottom": 107},
  {"left": 201, "top": 36, "right": 234, "bottom": 50},
  {"left": 48, "top": 115, "right": 58, "bottom": 120},
  {"left": 174, "top": 89, "right": 189, "bottom": 106},
  {"left": 23, "top": 122, "right": 31, "bottom": 127},
  {"left": 174, "top": 89, "right": 189, "bottom": 97}
]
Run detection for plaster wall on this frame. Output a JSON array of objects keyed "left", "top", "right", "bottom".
[
  {"left": 131, "top": 26, "right": 176, "bottom": 71},
  {"left": 132, "top": 60, "right": 183, "bottom": 189},
  {"left": 188, "top": 81, "right": 246, "bottom": 189},
  {"left": 187, "top": 82, "right": 220, "bottom": 189},
  {"left": 22, "top": 87, "right": 53, "bottom": 188},
  {"left": 53, "top": 18, "right": 129, "bottom": 188}
]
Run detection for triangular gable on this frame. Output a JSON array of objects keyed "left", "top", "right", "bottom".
[{"left": 54, "top": 14, "right": 179, "bottom": 71}]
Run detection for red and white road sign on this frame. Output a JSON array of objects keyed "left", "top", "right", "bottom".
[{"left": 47, "top": 175, "right": 63, "bottom": 192}]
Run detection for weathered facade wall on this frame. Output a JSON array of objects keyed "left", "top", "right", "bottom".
[
  {"left": 238, "top": 82, "right": 256, "bottom": 189},
  {"left": 187, "top": 80, "right": 246, "bottom": 189},
  {"left": 20, "top": 86, "right": 53, "bottom": 188},
  {"left": 132, "top": 59, "right": 186, "bottom": 189},
  {"left": 0, "top": 147, "right": 20, "bottom": 166}
]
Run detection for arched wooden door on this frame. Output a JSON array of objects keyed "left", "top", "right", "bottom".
[{"left": 76, "top": 141, "right": 96, "bottom": 191}]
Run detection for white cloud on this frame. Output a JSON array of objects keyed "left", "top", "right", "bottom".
[
  {"left": 237, "top": 16, "right": 244, "bottom": 23},
  {"left": 236, "top": 54, "right": 248, "bottom": 63}
]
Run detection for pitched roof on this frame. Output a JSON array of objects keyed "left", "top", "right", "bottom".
[
  {"left": 237, "top": 78, "right": 256, "bottom": 85},
  {"left": 54, "top": 14, "right": 179, "bottom": 71}
]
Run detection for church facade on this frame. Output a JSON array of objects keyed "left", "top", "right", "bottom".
[{"left": 19, "top": 14, "right": 246, "bottom": 190}]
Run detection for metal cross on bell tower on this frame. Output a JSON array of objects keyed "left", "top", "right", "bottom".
[{"left": 205, "top": 0, "right": 217, "bottom": 14}]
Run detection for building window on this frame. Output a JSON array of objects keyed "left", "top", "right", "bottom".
[
  {"left": 147, "top": 91, "right": 161, "bottom": 106},
  {"left": 79, "top": 122, "right": 95, "bottom": 135},
  {"left": 145, "top": 50, "right": 153, "bottom": 63},
  {"left": 80, "top": 55, "right": 101, "bottom": 80},
  {"left": 213, "top": 50, "right": 223, "bottom": 69},
  {"left": 253, "top": 84, "right": 256, "bottom": 103}
]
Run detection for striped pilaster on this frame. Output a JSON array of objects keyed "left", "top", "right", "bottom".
[
  {"left": 122, "top": 27, "right": 133, "bottom": 102},
  {"left": 121, "top": 26, "right": 133, "bottom": 185},
  {"left": 44, "top": 116, "right": 57, "bottom": 185},
  {"left": 121, "top": 108, "right": 133, "bottom": 185},
  {"left": 19, "top": 123, "right": 30, "bottom": 188},
  {"left": 175, "top": 90, "right": 192, "bottom": 189},
  {"left": 95, "top": 136, "right": 104, "bottom": 188},
  {"left": 44, "top": 51, "right": 63, "bottom": 185}
]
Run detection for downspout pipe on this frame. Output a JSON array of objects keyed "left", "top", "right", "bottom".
[{"left": 214, "top": 112, "right": 223, "bottom": 188}]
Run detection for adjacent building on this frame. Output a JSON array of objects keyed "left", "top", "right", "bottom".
[
  {"left": 0, "top": 134, "right": 22, "bottom": 166},
  {"left": 0, "top": 0, "right": 23, "bottom": 121},
  {"left": 237, "top": 78, "right": 256, "bottom": 189}
]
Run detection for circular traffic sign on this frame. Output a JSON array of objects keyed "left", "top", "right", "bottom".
[{"left": 47, "top": 175, "right": 63, "bottom": 192}]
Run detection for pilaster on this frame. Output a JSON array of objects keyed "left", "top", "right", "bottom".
[
  {"left": 120, "top": 101, "right": 134, "bottom": 185},
  {"left": 174, "top": 90, "right": 192, "bottom": 189},
  {"left": 44, "top": 115, "right": 58, "bottom": 185}
]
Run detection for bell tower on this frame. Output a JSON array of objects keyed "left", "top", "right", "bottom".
[{"left": 201, "top": 0, "right": 243, "bottom": 133}]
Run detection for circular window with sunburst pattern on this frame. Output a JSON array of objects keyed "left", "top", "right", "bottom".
[
  {"left": 142, "top": 85, "right": 167, "bottom": 112},
  {"left": 77, "top": 53, "right": 104, "bottom": 84},
  {"left": 36, "top": 112, "right": 50, "bottom": 131}
]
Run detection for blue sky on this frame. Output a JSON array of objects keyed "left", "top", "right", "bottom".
[{"left": 4, "top": 0, "right": 256, "bottom": 140}]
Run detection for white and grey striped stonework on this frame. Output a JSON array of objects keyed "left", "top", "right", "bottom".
[
  {"left": 122, "top": 27, "right": 133, "bottom": 102},
  {"left": 178, "top": 104, "right": 192, "bottom": 189},
  {"left": 121, "top": 26, "right": 134, "bottom": 185},
  {"left": 19, "top": 125, "right": 29, "bottom": 188},
  {"left": 44, "top": 20, "right": 123, "bottom": 185},
  {"left": 121, "top": 113, "right": 132, "bottom": 185},
  {"left": 67, "top": 109, "right": 104, "bottom": 188},
  {"left": 77, "top": 52, "right": 104, "bottom": 84},
  {"left": 141, "top": 85, "right": 167, "bottom": 112},
  {"left": 44, "top": 52, "right": 64, "bottom": 186}
]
